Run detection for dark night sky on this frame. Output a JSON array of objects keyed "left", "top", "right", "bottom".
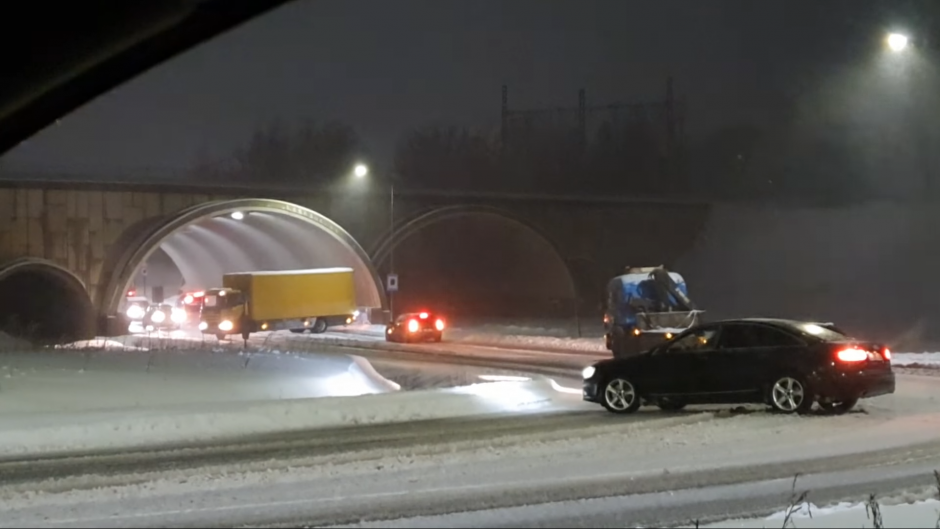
[{"left": 0, "top": 0, "right": 929, "bottom": 177}]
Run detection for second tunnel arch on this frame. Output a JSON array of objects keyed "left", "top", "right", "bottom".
[
  {"left": 0, "top": 258, "right": 96, "bottom": 342},
  {"left": 100, "top": 198, "right": 387, "bottom": 321},
  {"left": 370, "top": 204, "right": 581, "bottom": 316}
]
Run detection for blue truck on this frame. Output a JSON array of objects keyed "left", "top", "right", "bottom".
[{"left": 603, "top": 266, "right": 703, "bottom": 358}]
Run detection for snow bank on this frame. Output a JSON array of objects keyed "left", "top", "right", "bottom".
[
  {"left": 57, "top": 338, "right": 148, "bottom": 351},
  {"left": 892, "top": 352, "right": 940, "bottom": 367},
  {"left": 327, "top": 323, "right": 607, "bottom": 353},
  {"left": 0, "top": 349, "right": 400, "bottom": 416},
  {"left": 704, "top": 498, "right": 940, "bottom": 528},
  {"left": 0, "top": 378, "right": 575, "bottom": 456},
  {"left": 451, "top": 332, "right": 607, "bottom": 353}
]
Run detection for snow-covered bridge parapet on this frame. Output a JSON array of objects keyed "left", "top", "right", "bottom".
[{"left": 0, "top": 178, "right": 711, "bottom": 340}]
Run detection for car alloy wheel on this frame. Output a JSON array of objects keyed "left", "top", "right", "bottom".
[
  {"left": 602, "top": 377, "right": 641, "bottom": 414},
  {"left": 770, "top": 376, "right": 812, "bottom": 414}
]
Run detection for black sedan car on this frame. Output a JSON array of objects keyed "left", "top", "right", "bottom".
[
  {"left": 386, "top": 312, "right": 445, "bottom": 343},
  {"left": 582, "top": 318, "right": 895, "bottom": 415}
]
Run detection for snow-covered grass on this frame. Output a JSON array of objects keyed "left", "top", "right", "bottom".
[
  {"left": 0, "top": 375, "right": 579, "bottom": 456},
  {"left": 0, "top": 332, "right": 585, "bottom": 456},
  {"left": 450, "top": 331, "right": 608, "bottom": 352},
  {"left": 891, "top": 352, "right": 940, "bottom": 367},
  {"left": 0, "top": 349, "right": 400, "bottom": 414},
  {"left": 704, "top": 497, "right": 940, "bottom": 528}
]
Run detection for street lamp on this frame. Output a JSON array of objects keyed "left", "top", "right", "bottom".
[
  {"left": 352, "top": 162, "right": 396, "bottom": 320},
  {"left": 886, "top": 32, "right": 909, "bottom": 52}
]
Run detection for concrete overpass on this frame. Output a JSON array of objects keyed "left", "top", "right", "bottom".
[{"left": 0, "top": 178, "right": 711, "bottom": 341}]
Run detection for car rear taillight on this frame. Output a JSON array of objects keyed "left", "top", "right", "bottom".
[
  {"left": 435, "top": 318, "right": 445, "bottom": 331},
  {"left": 882, "top": 347, "right": 892, "bottom": 361},
  {"left": 836, "top": 347, "right": 869, "bottom": 362},
  {"left": 407, "top": 319, "right": 419, "bottom": 333}
]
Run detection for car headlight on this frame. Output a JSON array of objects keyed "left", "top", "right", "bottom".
[
  {"left": 171, "top": 308, "right": 187, "bottom": 323},
  {"left": 198, "top": 321, "right": 208, "bottom": 331},
  {"left": 219, "top": 320, "right": 234, "bottom": 332},
  {"left": 126, "top": 305, "right": 145, "bottom": 320},
  {"left": 151, "top": 310, "right": 166, "bottom": 323},
  {"left": 353, "top": 309, "right": 361, "bottom": 319},
  {"left": 582, "top": 366, "right": 596, "bottom": 380}
]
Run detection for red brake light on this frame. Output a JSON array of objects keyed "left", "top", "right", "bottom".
[
  {"left": 407, "top": 319, "right": 419, "bottom": 333},
  {"left": 836, "top": 348, "right": 868, "bottom": 362},
  {"left": 435, "top": 319, "right": 445, "bottom": 331},
  {"left": 419, "top": 312, "right": 429, "bottom": 319},
  {"left": 883, "top": 348, "right": 892, "bottom": 361},
  {"left": 127, "top": 290, "right": 136, "bottom": 297}
]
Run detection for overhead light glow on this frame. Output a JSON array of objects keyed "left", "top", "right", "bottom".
[
  {"left": 231, "top": 211, "right": 245, "bottom": 220},
  {"left": 354, "top": 164, "right": 369, "bottom": 178},
  {"left": 887, "top": 32, "right": 909, "bottom": 52}
]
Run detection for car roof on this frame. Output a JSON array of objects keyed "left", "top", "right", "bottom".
[{"left": 712, "top": 318, "right": 824, "bottom": 327}]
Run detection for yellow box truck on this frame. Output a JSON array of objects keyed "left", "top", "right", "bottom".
[{"left": 199, "top": 267, "right": 357, "bottom": 341}]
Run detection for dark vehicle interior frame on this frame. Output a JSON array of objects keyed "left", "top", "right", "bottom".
[{"left": 0, "top": 0, "right": 291, "bottom": 157}]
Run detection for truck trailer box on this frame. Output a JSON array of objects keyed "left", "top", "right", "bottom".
[{"left": 222, "top": 268, "right": 356, "bottom": 322}]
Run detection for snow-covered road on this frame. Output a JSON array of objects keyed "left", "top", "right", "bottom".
[
  {"left": 4, "top": 326, "right": 940, "bottom": 526},
  {"left": 4, "top": 385, "right": 940, "bottom": 527},
  {"left": 3, "top": 373, "right": 940, "bottom": 527}
]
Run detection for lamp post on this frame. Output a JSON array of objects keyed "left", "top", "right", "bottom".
[
  {"left": 882, "top": 31, "right": 932, "bottom": 198},
  {"left": 389, "top": 179, "right": 395, "bottom": 321},
  {"left": 353, "top": 162, "right": 396, "bottom": 320}
]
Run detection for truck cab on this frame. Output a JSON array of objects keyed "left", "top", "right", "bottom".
[
  {"left": 198, "top": 288, "right": 245, "bottom": 339},
  {"left": 604, "top": 266, "right": 703, "bottom": 358}
]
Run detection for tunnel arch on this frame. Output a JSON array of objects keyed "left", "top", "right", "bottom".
[
  {"left": 0, "top": 258, "right": 96, "bottom": 342},
  {"left": 371, "top": 205, "right": 580, "bottom": 317},
  {"left": 101, "top": 198, "right": 387, "bottom": 319}
]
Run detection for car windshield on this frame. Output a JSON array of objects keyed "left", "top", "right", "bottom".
[{"left": 203, "top": 293, "right": 242, "bottom": 309}]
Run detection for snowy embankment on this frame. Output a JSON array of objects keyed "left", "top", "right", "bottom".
[
  {"left": 0, "top": 347, "right": 399, "bottom": 414},
  {"left": 0, "top": 376, "right": 573, "bottom": 457},
  {"left": 334, "top": 323, "right": 609, "bottom": 353},
  {"left": 703, "top": 497, "right": 940, "bottom": 528},
  {"left": 0, "top": 334, "right": 580, "bottom": 456}
]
